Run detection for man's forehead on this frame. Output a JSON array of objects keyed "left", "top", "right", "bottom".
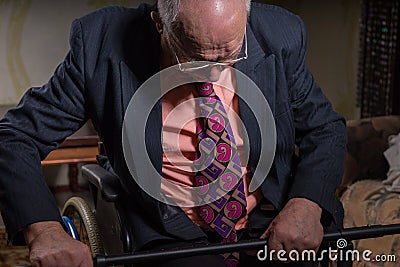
[
  {"left": 173, "top": 2, "right": 247, "bottom": 43},
  {"left": 168, "top": 22, "right": 243, "bottom": 60},
  {"left": 179, "top": 0, "right": 247, "bottom": 13},
  {"left": 177, "top": 0, "right": 247, "bottom": 26}
]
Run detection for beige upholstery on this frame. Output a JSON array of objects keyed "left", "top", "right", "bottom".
[
  {"left": 340, "top": 116, "right": 400, "bottom": 266},
  {"left": 341, "top": 180, "right": 400, "bottom": 266}
]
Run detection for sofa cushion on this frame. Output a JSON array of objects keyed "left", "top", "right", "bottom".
[{"left": 341, "top": 180, "right": 400, "bottom": 266}]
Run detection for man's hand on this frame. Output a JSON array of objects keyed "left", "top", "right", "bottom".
[
  {"left": 261, "top": 198, "right": 323, "bottom": 260},
  {"left": 24, "top": 221, "right": 93, "bottom": 267}
]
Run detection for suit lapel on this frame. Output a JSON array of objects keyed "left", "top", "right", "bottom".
[
  {"left": 235, "top": 25, "right": 276, "bottom": 169},
  {"left": 120, "top": 15, "right": 163, "bottom": 176}
]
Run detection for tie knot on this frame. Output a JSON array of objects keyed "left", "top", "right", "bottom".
[{"left": 194, "top": 82, "right": 214, "bottom": 97}]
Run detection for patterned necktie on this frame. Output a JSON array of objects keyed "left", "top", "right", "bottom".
[{"left": 193, "top": 82, "right": 247, "bottom": 267}]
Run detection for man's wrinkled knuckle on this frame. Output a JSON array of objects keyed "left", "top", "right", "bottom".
[
  {"left": 268, "top": 240, "right": 279, "bottom": 251},
  {"left": 30, "top": 255, "right": 44, "bottom": 267},
  {"left": 274, "top": 226, "right": 286, "bottom": 237},
  {"left": 301, "top": 236, "right": 320, "bottom": 250},
  {"left": 291, "top": 233, "right": 300, "bottom": 242},
  {"left": 310, "top": 239, "right": 321, "bottom": 249},
  {"left": 302, "top": 236, "right": 312, "bottom": 245},
  {"left": 286, "top": 233, "right": 300, "bottom": 245}
]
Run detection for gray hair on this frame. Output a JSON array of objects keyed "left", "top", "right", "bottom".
[{"left": 158, "top": 0, "right": 251, "bottom": 33}]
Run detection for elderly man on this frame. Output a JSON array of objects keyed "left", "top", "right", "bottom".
[{"left": 0, "top": 0, "right": 346, "bottom": 266}]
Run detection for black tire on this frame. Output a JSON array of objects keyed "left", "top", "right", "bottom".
[{"left": 62, "top": 196, "right": 104, "bottom": 256}]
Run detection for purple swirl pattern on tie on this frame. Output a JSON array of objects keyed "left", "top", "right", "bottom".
[
  {"left": 193, "top": 82, "right": 246, "bottom": 266},
  {"left": 228, "top": 152, "right": 242, "bottom": 176},
  {"left": 198, "top": 206, "right": 214, "bottom": 224},
  {"left": 222, "top": 232, "right": 237, "bottom": 244},
  {"left": 206, "top": 95, "right": 217, "bottom": 104},
  {"left": 204, "top": 182, "right": 225, "bottom": 204},
  {"left": 232, "top": 180, "right": 246, "bottom": 205},
  {"left": 197, "top": 82, "right": 214, "bottom": 96},
  {"left": 211, "top": 197, "right": 228, "bottom": 210},
  {"left": 216, "top": 143, "right": 232, "bottom": 162},
  {"left": 194, "top": 176, "right": 209, "bottom": 195},
  {"left": 209, "top": 113, "right": 225, "bottom": 132},
  {"left": 198, "top": 132, "right": 216, "bottom": 150},
  {"left": 204, "top": 162, "right": 223, "bottom": 179},
  {"left": 221, "top": 130, "right": 232, "bottom": 143},
  {"left": 222, "top": 232, "right": 240, "bottom": 267},
  {"left": 225, "top": 201, "right": 243, "bottom": 220},
  {"left": 225, "top": 259, "right": 237, "bottom": 267},
  {"left": 220, "top": 172, "right": 238, "bottom": 191},
  {"left": 212, "top": 214, "right": 234, "bottom": 238}
]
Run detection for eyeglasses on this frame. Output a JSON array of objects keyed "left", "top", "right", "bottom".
[{"left": 171, "top": 30, "right": 248, "bottom": 72}]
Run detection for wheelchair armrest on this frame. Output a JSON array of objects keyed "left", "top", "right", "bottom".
[{"left": 82, "top": 164, "right": 121, "bottom": 202}]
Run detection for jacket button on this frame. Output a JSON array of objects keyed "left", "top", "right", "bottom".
[{"left": 163, "top": 214, "right": 169, "bottom": 220}]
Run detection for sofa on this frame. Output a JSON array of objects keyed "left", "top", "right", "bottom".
[{"left": 340, "top": 116, "right": 400, "bottom": 266}]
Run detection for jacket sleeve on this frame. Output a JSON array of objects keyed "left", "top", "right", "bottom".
[
  {"left": 0, "top": 19, "right": 87, "bottom": 244},
  {"left": 287, "top": 16, "right": 347, "bottom": 225}
]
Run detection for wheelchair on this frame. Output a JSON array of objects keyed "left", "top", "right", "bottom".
[{"left": 61, "top": 162, "right": 135, "bottom": 260}]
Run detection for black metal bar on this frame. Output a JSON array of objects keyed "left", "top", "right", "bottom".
[
  {"left": 95, "top": 239, "right": 266, "bottom": 267},
  {"left": 324, "top": 224, "right": 400, "bottom": 241},
  {"left": 94, "top": 224, "right": 400, "bottom": 267}
]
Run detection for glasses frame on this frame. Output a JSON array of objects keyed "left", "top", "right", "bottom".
[{"left": 170, "top": 29, "right": 248, "bottom": 72}]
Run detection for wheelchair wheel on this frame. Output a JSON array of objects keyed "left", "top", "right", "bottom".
[{"left": 62, "top": 196, "right": 104, "bottom": 256}]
